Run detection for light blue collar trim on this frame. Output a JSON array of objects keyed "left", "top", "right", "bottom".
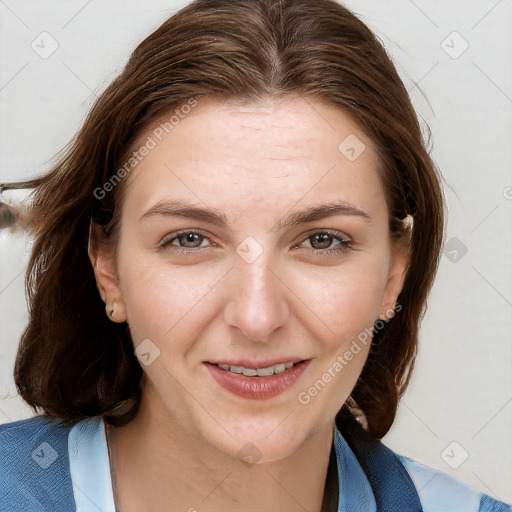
[
  {"left": 68, "top": 417, "right": 116, "bottom": 512},
  {"left": 333, "top": 425, "right": 376, "bottom": 511},
  {"left": 398, "top": 455, "right": 482, "bottom": 512}
]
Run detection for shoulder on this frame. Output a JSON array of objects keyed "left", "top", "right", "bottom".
[
  {"left": 0, "top": 415, "right": 76, "bottom": 511},
  {"left": 334, "top": 419, "right": 511, "bottom": 512},
  {"left": 397, "top": 454, "right": 512, "bottom": 512},
  {"left": 0, "top": 414, "right": 72, "bottom": 440}
]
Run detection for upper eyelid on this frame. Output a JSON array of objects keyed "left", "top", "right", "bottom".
[{"left": 305, "top": 228, "right": 351, "bottom": 240}]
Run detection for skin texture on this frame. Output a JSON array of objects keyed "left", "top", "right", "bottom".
[{"left": 91, "top": 97, "right": 409, "bottom": 511}]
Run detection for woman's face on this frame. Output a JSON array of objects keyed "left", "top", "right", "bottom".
[{"left": 94, "top": 97, "right": 407, "bottom": 462}]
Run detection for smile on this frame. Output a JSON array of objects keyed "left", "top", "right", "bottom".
[{"left": 204, "top": 360, "right": 311, "bottom": 399}]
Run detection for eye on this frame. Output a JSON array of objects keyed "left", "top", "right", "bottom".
[
  {"left": 158, "top": 229, "right": 353, "bottom": 257},
  {"left": 159, "top": 230, "right": 212, "bottom": 253},
  {"left": 295, "top": 230, "right": 353, "bottom": 256}
]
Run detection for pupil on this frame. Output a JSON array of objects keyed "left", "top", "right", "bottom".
[
  {"left": 312, "top": 233, "right": 331, "bottom": 249},
  {"left": 182, "top": 233, "right": 200, "bottom": 247}
]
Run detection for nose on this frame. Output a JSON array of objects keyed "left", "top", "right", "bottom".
[{"left": 223, "top": 254, "right": 290, "bottom": 342}]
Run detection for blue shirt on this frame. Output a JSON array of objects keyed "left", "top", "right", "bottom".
[{"left": 0, "top": 415, "right": 510, "bottom": 511}]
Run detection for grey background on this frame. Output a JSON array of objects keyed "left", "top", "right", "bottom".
[{"left": 0, "top": 0, "right": 511, "bottom": 503}]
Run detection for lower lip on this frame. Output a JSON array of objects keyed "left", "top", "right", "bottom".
[{"left": 204, "top": 360, "right": 311, "bottom": 400}]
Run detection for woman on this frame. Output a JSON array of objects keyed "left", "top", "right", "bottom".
[{"left": 0, "top": 0, "right": 510, "bottom": 510}]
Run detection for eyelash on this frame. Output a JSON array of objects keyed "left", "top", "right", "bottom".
[{"left": 159, "top": 229, "right": 354, "bottom": 256}]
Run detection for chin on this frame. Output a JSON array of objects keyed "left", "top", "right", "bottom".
[{"left": 202, "top": 417, "right": 312, "bottom": 465}]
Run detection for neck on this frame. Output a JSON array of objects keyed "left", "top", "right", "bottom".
[{"left": 106, "top": 380, "right": 334, "bottom": 512}]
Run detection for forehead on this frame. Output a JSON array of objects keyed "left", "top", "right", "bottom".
[{"left": 121, "top": 97, "right": 387, "bottom": 225}]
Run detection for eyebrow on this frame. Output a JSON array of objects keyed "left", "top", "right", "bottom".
[{"left": 140, "top": 199, "right": 371, "bottom": 231}]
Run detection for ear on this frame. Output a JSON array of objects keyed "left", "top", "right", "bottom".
[
  {"left": 88, "top": 228, "right": 127, "bottom": 323},
  {"left": 378, "top": 215, "right": 413, "bottom": 320}
]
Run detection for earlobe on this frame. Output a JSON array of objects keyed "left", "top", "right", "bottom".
[{"left": 105, "top": 300, "right": 125, "bottom": 323}]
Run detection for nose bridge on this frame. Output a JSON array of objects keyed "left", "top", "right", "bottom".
[{"left": 224, "top": 246, "right": 289, "bottom": 341}]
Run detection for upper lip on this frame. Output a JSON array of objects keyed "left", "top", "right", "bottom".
[{"left": 206, "top": 358, "right": 306, "bottom": 368}]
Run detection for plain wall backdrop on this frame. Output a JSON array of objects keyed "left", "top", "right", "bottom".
[{"left": 1, "top": 0, "right": 511, "bottom": 503}]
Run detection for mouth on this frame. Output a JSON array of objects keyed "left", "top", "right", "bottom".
[{"left": 203, "top": 359, "right": 311, "bottom": 399}]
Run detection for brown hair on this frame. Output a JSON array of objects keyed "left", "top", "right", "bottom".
[{"left": 3, "top": 0, "right": 443, "bottom": 495}]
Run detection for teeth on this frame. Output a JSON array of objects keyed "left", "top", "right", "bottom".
[
  {"left": 256, "top": 366, "right": 274, "bottom": 376},
  {"left": 217, "top": 361, "right": 296, "bottom": 376},
  {"left": 273, "top": 363, "right": 286, "bottom": 375}
]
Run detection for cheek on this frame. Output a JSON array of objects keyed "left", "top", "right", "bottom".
[
  {"left": 290, "top": 257, "right": 389, "bottom": 344},
  {"left": 118, "top": 255, "right": 227, "bottom": 345}
]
